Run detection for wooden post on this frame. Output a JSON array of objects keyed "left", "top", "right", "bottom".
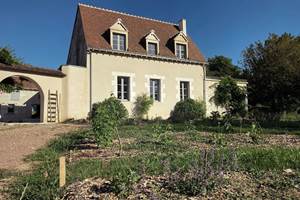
[{"left": 59, "top": 156, "right": 66, "bottom": 187}]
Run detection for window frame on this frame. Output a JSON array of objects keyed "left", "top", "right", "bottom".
[
  {"left": 112, "top": 33, "right": 127, "bottom": 51},
  {"left": 117, "top": 76, "right": 130, "bottom": 101},
  {"left": 147, "top": 42, "right": 158, "bottom": 56},
  {"left": 176, "top": 43, "right": 187, "bottom": 59},
  {"left": 149, "top": 79, "right": 161, "bottom": 102},
  {"left": 180, "top": 81, "right": 190, "bottom": 101}
]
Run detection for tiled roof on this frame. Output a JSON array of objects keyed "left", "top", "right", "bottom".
[
  {"left": 0, "top": 63, "right": 65, "bottom": 78},
  {"left": 78, "top": 4, "right": 206, "bottom": 63}
]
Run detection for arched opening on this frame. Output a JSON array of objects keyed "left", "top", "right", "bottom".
[{"left": 0, "top": 75, "right": 44, "bottom": 123}]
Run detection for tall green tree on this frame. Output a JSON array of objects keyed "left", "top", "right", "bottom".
[
  {"left": 242, "top": 33, "right": 300, "bottom": 114},
  {"left": 212, "top": 77, "right": 246, "bottom": 117},
  {"left": 207, "top": 56, "right": 242, "bottom": 78},
  {"left": 0, "top": 46, "right": 22, "bottom": 65}
]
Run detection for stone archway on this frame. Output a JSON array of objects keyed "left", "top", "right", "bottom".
[{"left": 0, "top": 75, "right": 44, "bottom": 122}]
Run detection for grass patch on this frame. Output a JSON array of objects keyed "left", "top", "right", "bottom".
[
  {"left": 238, "top": 147, "right": 300, "bottom": 171},
  {"left": 8, "top": 123, "right": 300, "bottom": 199}
]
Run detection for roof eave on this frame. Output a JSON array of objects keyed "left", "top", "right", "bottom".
[{"left": 87, "top": 47, "right": 207, "bottom": 66}]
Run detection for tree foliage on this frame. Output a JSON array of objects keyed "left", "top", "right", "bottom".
[
  {"left": 242, "top": 33, "right": 300, "bottom": 115},
  {"left": 0, "top": 83, "right": 18, "bottom": 93},
  {"left": 207, "top": 56, "right": 242, "bottom": 78},
  {"left": 212, "top": 77, "right": 246, "bottom": 116},
  {"left": 133, "top": 94, "right": 153, "bottom": 121},
  {"left": 0, "top": 46, "right": 22, "bottom": 65}
]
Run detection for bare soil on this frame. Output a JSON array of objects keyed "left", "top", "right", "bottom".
[{"left": 0, "top": 123, "right": 86, "bottom": 170}]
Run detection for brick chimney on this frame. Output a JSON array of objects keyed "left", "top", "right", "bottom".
[{"left": 179, "top": 19, "right": 187, "bottom": 35}]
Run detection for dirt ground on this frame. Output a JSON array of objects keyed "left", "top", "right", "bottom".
[{"left": 0, "top": 123, "right": 86, "bottom": 170}]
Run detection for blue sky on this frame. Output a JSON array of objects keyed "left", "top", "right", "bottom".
[{"left": 1, "top": 0, "right": 299, "bottom": 69}]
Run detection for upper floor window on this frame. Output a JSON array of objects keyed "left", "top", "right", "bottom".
[
  {"left": 117, "top": 76, "right": 130, "bottom": 101},
  {"left": 110, "top": 18, "right": 128, "bottom": 51},
  {"left": 180, "top": 81, "right": 189, "bottom": 100},
  {"left": 147, "top": 42, "right": 158, "bottom": 55},
  {"left": 113, "top": 33, "right": 126, "bottom": 51},
  {"left": 145, "top": 30, "right": 160, "bottom": 56},
  {"left": 174, "top": 31, "right": 188, "bottom": 59},
  {"left": 150, "top": 79, "right": 160, "bottom": 101},
  {"left": 176, "top": 44, "right": 187, "bottom": 59}
]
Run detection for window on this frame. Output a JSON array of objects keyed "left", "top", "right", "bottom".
[
  {"left": 180, "top": 81, "right": 189, "bottom": 100},
  {"left": 117, "top": 76, "right": 130, "bottom": 100},
  {"left": 113, "top": 33, "right": 126, "bottom": 51},
  {"left": 8, "top": 104, "right": 15, "bottom": 113},
  {"left": 150, "top": 79, "right": 160, "bottom": 101},
  {"left": 31, "top": 104, "right": 40, "bottom": 119},
  {"left": 147, "top": 42, "right": 158, "bottom": 55},
  {"left": 176, "top": 43, "right": 187, "bottom": 59}
]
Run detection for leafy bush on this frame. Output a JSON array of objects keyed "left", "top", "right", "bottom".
[
  {"left": 133, "top": 94, "right": 153, "bottom": 121},
  {"left": 171, "top": 99, "right": 206, "bottom": 123},
  {"left": 209, "top": 111, "right": 221, "bottom": 122},
  {"left": 91, "top": 96, "right": 128, "bottom": 147}
]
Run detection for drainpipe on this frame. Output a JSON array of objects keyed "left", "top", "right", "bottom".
[
  {"left": 203, "top": 63, "right": 207, "bottom": 117},
  {"left": 89, "top": 50, "right": 92, "bottom": 112}
]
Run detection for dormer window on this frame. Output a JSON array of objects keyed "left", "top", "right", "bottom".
[
  {"left": 174, "top": 31, "right": 189, "bottom": 59},
  {"left": 110, "top": 18, "right": 128, "bottom": 51},
  {"left": 147, "top": 42, "right": 158, "bottom": 55},
  {"left": 176, "top": 43, "right": 187, "bottom": 59},
  {"left": 113, "top": 33, "right": 126, "bottom": 51},
  {"left": 145, "top": 30, "right": 160, "bottom": 56}
]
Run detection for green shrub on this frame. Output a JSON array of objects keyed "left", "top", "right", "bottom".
[
  {"left": 91, "top": 96, "right": 128, "bottom": 147},
  {"left": 171, "top": 99, "right": 206, "bottom": 123},
  {"left": 133, "top": 94, "right": 153, "bottom": 121}
]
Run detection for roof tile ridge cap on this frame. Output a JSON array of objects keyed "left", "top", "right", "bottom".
[{"left": 78, "top": 3, "right": 178, "bottom": 26}]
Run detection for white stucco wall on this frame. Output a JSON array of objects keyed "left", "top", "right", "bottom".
[
  {"left": 87, "top": 52, "right": 205, "bottom": 119},
  {"left": 61, "top": 65, "right": 89, "bottom": 120}
]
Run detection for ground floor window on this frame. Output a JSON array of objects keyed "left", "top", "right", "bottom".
[
  {"left": 150, "top": 79, "right": 161, "bottom": 101},
  {"left": 180, "top": 81, "right": 190, "bottom": 100},
  {"left": 117, "top": 76, "right": 130, "bottom": 101},
  {"left": 7, "top": 104, "right": 15, "bottom": 113}
]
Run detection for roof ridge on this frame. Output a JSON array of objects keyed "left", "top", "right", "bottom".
[{"left": 78, "top": 3, "right": 178, "bottom": 26}]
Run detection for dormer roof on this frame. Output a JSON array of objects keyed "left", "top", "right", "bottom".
[{"left": 77, "top": 4, "right": 205, "bottom": 62}]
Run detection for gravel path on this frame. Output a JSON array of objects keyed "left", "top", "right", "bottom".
[{"left": 0, "top": 123, "right": 86, "bottom": 170}]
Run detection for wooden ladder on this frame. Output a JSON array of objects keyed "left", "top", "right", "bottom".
[{"left": 47, "top": 90, "right": 59, "bottom": 123}]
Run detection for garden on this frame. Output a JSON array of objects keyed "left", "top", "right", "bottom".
[{"left": 2, "top": 79, "right": 300, "bottom": 199}]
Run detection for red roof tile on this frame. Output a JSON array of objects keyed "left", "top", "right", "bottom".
[
  {"left": 0, "top": 63, "right": 65, "bottom": 78},
  {"left": 78, "top": 4, "right": 206, "bottom": 63}
]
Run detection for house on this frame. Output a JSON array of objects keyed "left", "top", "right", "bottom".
[{"left": 0, "top": 4, "right": 247, "bottom": 123}]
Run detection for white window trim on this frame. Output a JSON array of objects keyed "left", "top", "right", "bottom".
[
  {"left": 112, "top": 72, "right": 136, "bottom": 102},
  {"left": 176, "top": 77, "right": 194, "bottom": 101},
  {"left": 145, "top": 74, "right": 165, "bottom": 103}
]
